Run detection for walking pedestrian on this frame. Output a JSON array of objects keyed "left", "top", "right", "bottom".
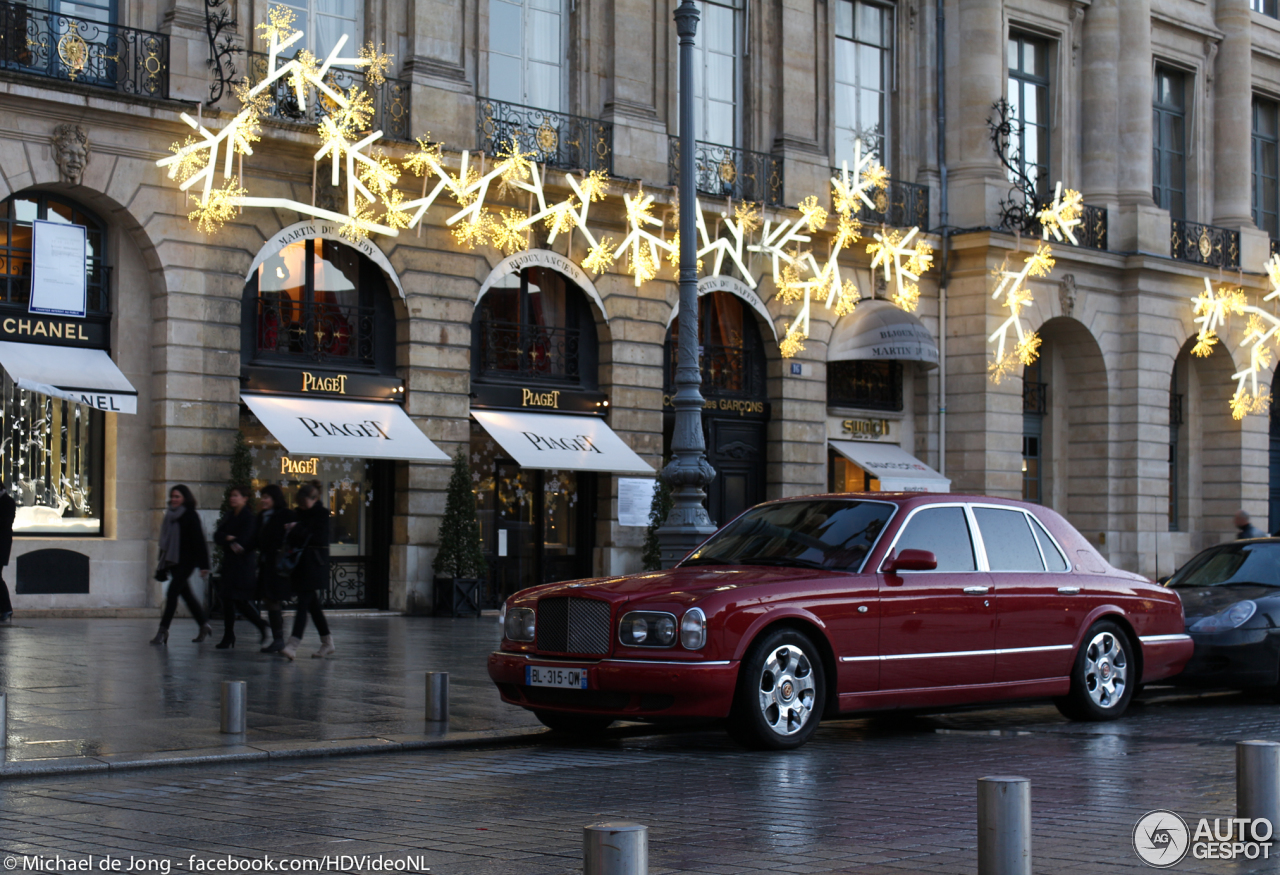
[
  {"left": 255, "top": 484, "right": 294, "bottom": 653},
  {"left": 1234, "top": 510, "right": 1266, "bottom": 540},
  {"left": 0, "top": 480, "right": 14, "bottom": 625},
  {"left": 212, "top": 485, "right": 269, "bottom": 649},
  {"left": 150, "top": 484, "right": 213, "bottom": 645},
  {"left": 280, "top": 482, "right": 334, "bottom": 661}
]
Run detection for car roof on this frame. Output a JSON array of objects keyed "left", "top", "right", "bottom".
[{"left": 766, "top": 492, "right": 1037, "bottom": 509}]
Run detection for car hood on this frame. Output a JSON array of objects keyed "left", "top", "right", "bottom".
[
  {"left": 1173, "top": 584, "right": 1280, "bottom": 620},
  {"left": 514, "top": 564, "right": 846, "bottom": 606}
]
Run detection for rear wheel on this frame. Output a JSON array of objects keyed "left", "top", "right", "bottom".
[
  {"left": 1055, "top": 621, "right": 1136, "bottom": 721},
  {"left": 727, "top": 628, "right": 826, "bottom": 750},
  {"left": 533, "top": 710, "right": 615, "bottom": 735}
]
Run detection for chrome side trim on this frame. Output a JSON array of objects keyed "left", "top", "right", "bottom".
[
  {"left": 839, "top": 643, "right": 1073, "bottom": 663},
  {"left": 493, "top": 651, "right": 732, "bottom": 667},
  {"left": 1138, "top": 634, "right": 1193, "bottom": 644}
]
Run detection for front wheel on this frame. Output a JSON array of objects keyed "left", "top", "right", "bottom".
[
  {"left": 727, "top": 628, "right": 826, "bottom": 750},
  {"left": 1055, "top": 621, "right": 1136, "bottom": 721},
  {"left": 533, "top": 710, "right": 615, "bottom": 735}
]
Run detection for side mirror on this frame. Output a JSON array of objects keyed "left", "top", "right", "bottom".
[{"left": 883, "top": 549, "right": 938, "bottom": 573}]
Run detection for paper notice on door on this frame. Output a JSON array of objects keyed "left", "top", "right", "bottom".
[
  {"left": 29, "top": 220, "right": 88, "bottom": 318},
  {"left": 497, "top": 529, "right": 508, "bottom": 557},
  {"left": 618, "top": 478, "right": 659, "bottom": 527}
]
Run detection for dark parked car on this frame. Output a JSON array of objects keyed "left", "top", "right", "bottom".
[
  {"left": 489, "top": 493, "right": 1193, "bottom": 749},
  {"left": 1165, "top": 538, "right": 1280, "bottom": 694}
]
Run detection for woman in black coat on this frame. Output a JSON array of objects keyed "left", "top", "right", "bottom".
[
  {"left": 150, "top": 484, "right": 213, "bottom": 645},
  {"left": 254, "top": 484, "right": 294, "bottom": 653},
  {"left": 212, "top": 485, "right": 269, "bottom": 649},
  {"left": 280, "top": 482, "right": 334, "bottom": 660}
]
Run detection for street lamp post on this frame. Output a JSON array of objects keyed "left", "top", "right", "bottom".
[{"left": 657, "top": 0, "right": 718, "bottom": 568}]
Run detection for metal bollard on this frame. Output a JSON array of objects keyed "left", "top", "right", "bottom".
[
  {"left": 220, "top": 680, "right": 247, "bottom": 734},
  {"left": 1238, "top": 740, "right": 1280, "bottom": 829},
  {"left": 425, "top": 672, "right": 449, "bottom": 723},
  {"left": 0, "top": 691, "right": 6, "bottom": 750},
  {"left": 584, "top": 821, "right": 647, "bottom": 875},
  {"left": 978, "top": 776, "right": 1031, "bottom": 875}
]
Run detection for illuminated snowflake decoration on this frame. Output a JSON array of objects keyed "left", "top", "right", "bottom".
[
  {"left": 1191, "top": 270, "right": 1280, "bottom": 419},
  {"left": 1037, "top": 182, "right": 1084, "bottom": 246},
  {"left": 987, "top": 243, "right": 1054, "bottom": 383}
]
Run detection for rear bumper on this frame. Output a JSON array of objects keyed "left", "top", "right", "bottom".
[
  {"left": 487, "top": 650, "right": 740, "bottom": 719},
  {"left": 1139, "top": 634, "right": 1196, "bottom": 684}
]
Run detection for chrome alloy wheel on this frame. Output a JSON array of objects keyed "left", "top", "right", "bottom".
[
  {"left": 756, "top": 644, "right": 816, "bottom": 736},
  {"left": 1083, "top": 630, "right": 1128, "bottom": 710}
]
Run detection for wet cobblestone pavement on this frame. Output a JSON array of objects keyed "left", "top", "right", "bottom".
[
  {"left": 0, "top": 616, "right": 539, "bottom": 766},
  {"left": 1, "top": 686, "right": 1278, "bottom": 874}
]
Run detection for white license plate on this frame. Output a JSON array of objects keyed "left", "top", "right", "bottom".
[{"left": 525, "top": 665, "right": 588, "bottom": 689}]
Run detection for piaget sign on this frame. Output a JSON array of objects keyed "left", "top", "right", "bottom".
[
  {"left": 281, "top": 456, "right": 320, "bottom": 475},
  {"left": 522, "top": 388, "right": 561, "bottom": 409},
  {"left": 302, "top": 372, "right": 348, "bottom": 394}
]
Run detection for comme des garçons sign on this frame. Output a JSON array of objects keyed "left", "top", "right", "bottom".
[
  {"left": 522, "top": 431, "right": 602, "bottom": 454},
  {"left": 298, "top": 417, "right": 393, "bottom": 440}
]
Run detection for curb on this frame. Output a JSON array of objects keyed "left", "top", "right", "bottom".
[{"left": 0, "top": 725, "right": 551, "bottom": 780}]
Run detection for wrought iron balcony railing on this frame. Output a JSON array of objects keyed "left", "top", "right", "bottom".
[
  {"left": 1170, "top": 219, "right": 1240, "bottom": 270},
  {"left": 477, "top": 98, "right": 613, "bottom": 175},
  {"left": 1073, "top": 203, "right": 1108, "bottom": 250},
  {"left": 0, "top": 2, "right": 167, "bottom": 98},
  {"left": 256, "top": 297, "right": 375, "bottom": 364},
  {"left": 670, "top": 138, "right": 784, "bottom": 207},
  {"left": 834, "top": 172, "right": 929, "bottom": 229},
  {"left": 1023, "top": 380, "right": 1048, "bottom": 416},
  {"left": 478, "top": 320, "right": 581, "bottom": 382},
  {"left": 244, "top": 52, "right": 410, "bottom": 141}
]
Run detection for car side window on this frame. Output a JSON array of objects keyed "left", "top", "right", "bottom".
[
  {"left": 1027, "top": 515, "right": 1069, "bottom": 572},
  {"left": 973, "top": 507, "right": 1045, "bottom": 572},
  {"left": 892, "top": 506, "right": 975, "bottom": 572}
]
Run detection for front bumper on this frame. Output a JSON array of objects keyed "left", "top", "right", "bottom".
[
  {"left": 487, "top": 650, "right": 740, "bottom": 719},
  {"left": 1174, "top": 629, "right": 1280, "bottom": 689}
]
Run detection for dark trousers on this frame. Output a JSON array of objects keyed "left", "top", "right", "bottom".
[
  {"left": 0, "top": 569, "right": 10, "bottom": 614},
  {"left": 290, "top": 589, "right": 330, "bottom": 640},
  {"left": 160, "top": 564, "right": 207, "bottom": 629},
  {"left": 221, "top": 598, "right": 267, "bottom": 633}
]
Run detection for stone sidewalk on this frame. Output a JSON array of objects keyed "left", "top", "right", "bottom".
[{"left": 0, "top": 615, "right": 546, "bottom": 776}]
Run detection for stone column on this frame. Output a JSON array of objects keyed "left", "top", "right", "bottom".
[
  {"left": 947, "top": 0, "right": 1005, "bottom": 228},
  {"left": 1080, "top": 0, "right": 1118, "bottom": 206},
  {"left": 1213, "top": 0, "right": 1255, "bottom": 229},
  {"left": 1116, "top": 0, "right": 1153, "bottom": 206}
]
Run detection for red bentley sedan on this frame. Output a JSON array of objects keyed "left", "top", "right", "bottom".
[{"left": 488, "top": 494, "right": 1193, "bottom": 749}]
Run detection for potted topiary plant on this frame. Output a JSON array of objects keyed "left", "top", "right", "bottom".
[
  {"left": 432, "top": 448, "right": 487, "bottom": 617},
  {"left": 641, "top": 469, "right": 673, "bottom": 571}
]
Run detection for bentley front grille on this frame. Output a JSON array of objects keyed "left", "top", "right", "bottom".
[{"left": 536, "top": 596, "right": 612, "bottom": 655}]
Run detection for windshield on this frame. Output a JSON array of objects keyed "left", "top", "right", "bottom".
[
  {"left": 682, "top": 500, "right": 896, "bottom": 572},
  {"left": 1167, "top": 542, "right": 1280, "bottom": 588}
]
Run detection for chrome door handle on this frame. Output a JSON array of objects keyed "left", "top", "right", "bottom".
[
  {"left": 963, "top": 585, "right": 990, "bottom": 594},
  {"left": 1057, "top": 586, "right": 1081, "bottom": 595}
]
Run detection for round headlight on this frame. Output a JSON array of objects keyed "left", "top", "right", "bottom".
[
  {"left": 680, "top": 607, "right": 706, "bottom": 650},
  {"left": 504, "top": 607, "right": 536, "bottom": 642},
  {"left": 619, "top": 611, "right": 678, "bottom": 647},
  {"left": 1191, "top": 600, "right": 1258, "bottom": 634}
]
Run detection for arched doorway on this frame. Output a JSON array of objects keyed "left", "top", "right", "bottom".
[
  {"left": 664, "top": 291, "right": 770, "bottom": 527},
  {"left": 469, "top": 260, "right": 648, "bottom": 604},
  {"left": 237, "top": 235, "right": 416, "bottom": 610}
]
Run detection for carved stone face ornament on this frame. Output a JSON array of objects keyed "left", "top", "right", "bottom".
[{"left": 52, "top": 124, "right": 89, "bottom": 185}]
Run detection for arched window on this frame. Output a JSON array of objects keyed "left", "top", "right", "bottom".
[
  {"left": 0, "top": 193, "right": 110, "bottom": 315},
  {"left": 0, "top": 192, "right": 110, "bottom": 535},
  {"left": 472, "top": 267, "right": 599, "bottom": 388},
  {"left": 664, "top": 292, "right": 765, "bottom": 399},
  {"left": 240, "top": 238, "right": 396, "bottom": 374}
]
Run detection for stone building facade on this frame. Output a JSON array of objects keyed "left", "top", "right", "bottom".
[{"left": 0, "top": 0, "right": 1273, "bottom": 614}]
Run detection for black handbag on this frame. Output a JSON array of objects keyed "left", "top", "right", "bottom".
[
  {"left": 276, "top": 535, "right": 310, "bottom": 574},
  {"left": 154, "top": 563, "right": 170, "bottom": 582}
]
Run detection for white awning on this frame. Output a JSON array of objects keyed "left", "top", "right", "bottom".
[
  {"left": 828, "top": 299, "right": 939, "bottom": 367},
  {"left": 242, "top": 393, "right": 450, "bottom": 461},
  {"left": 0, "top": 340, "right": 137, "bottom": 413},
  {"left": 472, "top": 409, "right": 654, "bottom": 475},
  {"left": 829, "top": 440, "right": 951, "bottom": 493}
]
